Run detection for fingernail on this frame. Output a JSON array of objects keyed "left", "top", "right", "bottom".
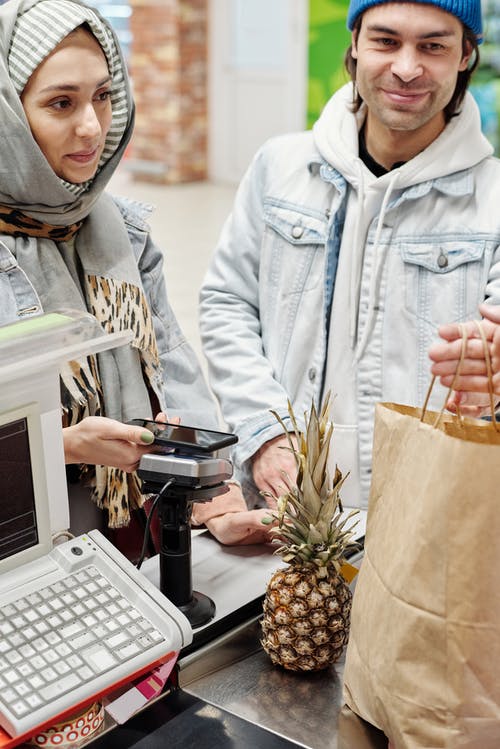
[{"left": 140, "top": 431, "right": 154, "bottom": 444}]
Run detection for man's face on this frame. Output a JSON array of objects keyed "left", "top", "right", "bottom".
[{"left": 352, "top": 3, "right": 471, "bottom": 136}]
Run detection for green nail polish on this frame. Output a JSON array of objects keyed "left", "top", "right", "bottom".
[{"left": 140, "top": 431, "right": 154, "bottom": 444}]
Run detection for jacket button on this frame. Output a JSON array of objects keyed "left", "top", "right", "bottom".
[
  {"left": 437, "top": 252, "right": 448, "bottom": 268},
  {"left": 308, "top": 368, "right": 316, "bottom": 382},
  {"left": 291, "top": 225, "right": 304, "bottom": 239}
]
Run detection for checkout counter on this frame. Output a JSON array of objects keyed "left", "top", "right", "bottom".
[
  {"left": 84, "top": 525, "right": 367, "bottom": 749},
  {"left": 0, "top": 313, "right": 369, "bottom": 749}
]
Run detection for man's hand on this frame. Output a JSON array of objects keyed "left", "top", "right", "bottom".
[
  {"left": 429, "top": 304, "right": 500, "bottom": 416},
  {"left": 251, "top": 434, "right": 298, "bottom": 508},
  {"left": 63, "top": 416, "right": 158, "bottom": 472}
]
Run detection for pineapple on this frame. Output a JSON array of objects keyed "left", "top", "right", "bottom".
[{"left": 261, "top": 393, "right": 359, "bottom": 671}]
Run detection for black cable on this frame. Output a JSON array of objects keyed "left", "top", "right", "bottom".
[{"left": 136, "top": 477, "right": 176, "bottom": 569}]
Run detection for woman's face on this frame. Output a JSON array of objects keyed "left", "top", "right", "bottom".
[{"left": 21, "top": 27, "right": 112, "bottom": 184}]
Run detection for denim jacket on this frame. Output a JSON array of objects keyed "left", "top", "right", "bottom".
[
  {"left": 0, "top": 195, "right": 218, "bottom": 428},
  {"left": 200, "top": 85, "right": 500, "bottom": 508}
]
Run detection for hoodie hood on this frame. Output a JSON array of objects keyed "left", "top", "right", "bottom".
[
  {"left": 314, "top": 82, "right": 494, "bottom": 361},
  {"left": 313, "top": 82, "right": 493, "bottom": 189}
]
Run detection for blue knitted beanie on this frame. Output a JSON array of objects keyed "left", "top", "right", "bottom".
[{"left": 346, "top": 0, "right": 483, "bottom": 43}]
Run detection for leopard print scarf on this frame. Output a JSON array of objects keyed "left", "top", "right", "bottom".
[
  {"left": 3, "top": 195, "right": 163, "bottom": 528},
  {"left": 0, "top": 205, "right": 82, "bottom": 240}
]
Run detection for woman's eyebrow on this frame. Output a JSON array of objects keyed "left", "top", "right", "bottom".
[{"left": 38, "top": 75, "right": 112, "bottom": 94}]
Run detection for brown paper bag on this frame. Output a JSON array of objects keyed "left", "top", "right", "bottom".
[{"left": 343, "top": 400, "right": 500, "bottom": 749}]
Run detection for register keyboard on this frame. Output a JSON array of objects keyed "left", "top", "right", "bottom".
[{"left": 0, "top": 530, "right": 192, "bottom": 738}]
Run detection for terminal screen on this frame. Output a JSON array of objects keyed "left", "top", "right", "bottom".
[{"left": 0, "top": 417, "right": 38, "bottom": 561}]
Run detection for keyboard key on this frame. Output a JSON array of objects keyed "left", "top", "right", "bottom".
[
  {"left": 11, "top": 700, "right": 28, "bottom": 717},
  {"left": 6, "top": 651, "right": 22, "bottom": 665},
  {"left": 34, "top": 621, "right": 50, "bottom": 635},
  {"left": 54, "top": 661, "right": 71, "bottom": 676},
  {"left": 55, "top": 643, "right": 72, "bottom": 658},
  {"left": 0, "top": 687, "right": 17, "bottom": 704},
  {"left": 46, "top": 614, "right": 62, "bottom": 628},
  {"left": 26, "top": 694, "right": 43, "bottom": 709},
  {"left": 93, "top": 625, "right": 107, "bottom": 640},
  {"left": 77, "top": 665, "right": 93, "bottom": 681},
  {"left": 117, "top": 642, "right": 140, "bottom": 660},
  {"left": 19, "top": 645, "right": 36, "bottom": 659},
  {"left": 17, "top": 663, "right": 33, "bottom": 678},
  {"left": 40, "top": 673, "right": 80, "bottom": 702},
  {"left": 71, "top": 632, "right": 95, "bottom": 650},
  {"left": 8, "top": 633, "right": 24, "bottom": 648},
  {"left": 43, "top": 650, "right": 58, "bottom": 665},
  {"left": 67, "top": 654, "right": 83, "bottom": 669},
  {"left": 28, "top": 674, "right": 44, "bottom": 690},
  {"left": 23, "top": 609, "right": 40, "bottom": 623},
  {"left": 83, "top": 645, "right": 117, "bottom": 674},
  {"left": 40, "top": 667, "right": 57, "bottom": 682},
  {"left": 60, "top": 622, "right": 84, "bottom": 640},
  {"left": 0, "top": 605, "right": 16, "bottom": 618},
  {"left": 14, "top": 683, "right": 30, "bottom": 697}
]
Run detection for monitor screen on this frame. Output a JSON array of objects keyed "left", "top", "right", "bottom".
[{"left": 0, "top": 404, "right": 51, "bottom": 574}]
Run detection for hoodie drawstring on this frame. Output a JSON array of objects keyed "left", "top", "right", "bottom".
[{"left": 355, "top": 170, "right": 400, "bottom": 361}]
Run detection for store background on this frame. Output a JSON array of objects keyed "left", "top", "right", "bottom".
[{"left": 0, "top": 0, "right": 498, "bottom": 361}]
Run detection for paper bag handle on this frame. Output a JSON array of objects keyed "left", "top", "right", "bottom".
[{"left": 421, "top": 322, "right": 499, "bottom": 431}]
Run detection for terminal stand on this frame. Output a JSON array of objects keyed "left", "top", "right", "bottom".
[{"left": 138, "top": 455, "right": 232, "bottom": 628}]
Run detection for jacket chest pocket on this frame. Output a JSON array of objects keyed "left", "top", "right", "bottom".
[
  {"left": 262, "top": 202, "right": 327, "bottom": 296},
  {"left": 401, "top": 240, "right": 486, "bottom": 326}
]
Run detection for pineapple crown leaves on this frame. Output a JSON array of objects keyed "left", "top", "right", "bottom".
[{"left": 262, "top": 392, "right": 359, "bottom": 570}]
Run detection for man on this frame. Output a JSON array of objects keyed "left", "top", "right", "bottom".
[{"left": 200, "top": 0, "right": 500, "bottom": 510}]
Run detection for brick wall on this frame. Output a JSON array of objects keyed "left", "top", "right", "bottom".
[{"left": 128, "top": 0, "right": 208, "bottom": 183}]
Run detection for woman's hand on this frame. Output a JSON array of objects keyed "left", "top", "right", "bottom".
[
  {"left": 429, "top": 304, "right": 500, "bottom": 416},
  {"left": 191, "top": 482, "right": 277, "bottom": 545},
  {"left": 63, "top": 416, "right": 158, "bottom": 472}
]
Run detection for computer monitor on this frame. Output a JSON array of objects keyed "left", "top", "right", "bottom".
[{"left": 0, "top": 402, "right": 52, "bottom": 574}]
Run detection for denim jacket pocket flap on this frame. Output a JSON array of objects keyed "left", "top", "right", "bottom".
[
  {"left": 401, "top": 240, "right": 485, "bottom": 274},
  {"left": 263, "top": 203, "right": 327, "bottom": 245}
]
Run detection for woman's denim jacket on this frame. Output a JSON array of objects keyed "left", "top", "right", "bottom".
[{"left": 0, "top": 195, "right": 218, "bottom": 428}]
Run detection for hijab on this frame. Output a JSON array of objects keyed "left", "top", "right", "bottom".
[{"left": 0, "top": 0, "right": 163, "bottom": 527}]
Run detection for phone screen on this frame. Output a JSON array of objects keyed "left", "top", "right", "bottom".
[{"left": 129, "top": 419, "right": 238, "bottom": 454}]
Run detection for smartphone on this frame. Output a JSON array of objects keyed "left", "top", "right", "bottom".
[{"left": 128, "top": 419, "right": 238, "bottom": 454}]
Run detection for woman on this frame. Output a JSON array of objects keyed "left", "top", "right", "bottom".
[{"left": 0, "top": 0, "right": 273, "bottom": 549}]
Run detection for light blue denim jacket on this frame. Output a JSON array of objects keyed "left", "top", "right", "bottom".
[
  {"left": 200, "top": 85, "right": 500, "bottom": 508},
  {"left": 0, "top": 195, "right": 218, "bottom": 428}
]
